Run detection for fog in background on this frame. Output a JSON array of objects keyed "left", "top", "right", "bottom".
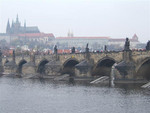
[{"left": 0, "top": 0, "right": 149, "bottom": 43}]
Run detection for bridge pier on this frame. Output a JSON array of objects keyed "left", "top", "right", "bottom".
[
  {"left": 75, "top": 60, "right": 92, "bottom": 77},
  {"left": 22, "top": 52, "right": 36, "bottom": 77},
  {"left": 115, "top": 38, "right": 135, "bottom": 80},
  {"left": 3, "top": 50, "right": 17, "bottom": 75},
  {"left": 44, "top": 46, "right": 62, "bottom": 76},
  {"left": 45, "top": 60, "right": 62, "bottom": 76}
]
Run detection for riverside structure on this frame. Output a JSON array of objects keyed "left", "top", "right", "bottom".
[{"left": 0, "top": 39, "right": 150, "bottom": 83}]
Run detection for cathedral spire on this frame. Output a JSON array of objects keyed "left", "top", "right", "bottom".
[
  {"left": 11, "top": 20, "right": 14, "bottom": 28},
  {"left": 6, "top": 19, "right": 10, "bottom": 34},
  {"left": 24, "top": 20, "right": 26, "bottom": 28},
  {"left": 16, "top": 14, "right": 19, "bottom": 23}
]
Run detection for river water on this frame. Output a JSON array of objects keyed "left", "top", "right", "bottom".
[{"left": 0, "top": 76, "right": 150, "bottom": 113}]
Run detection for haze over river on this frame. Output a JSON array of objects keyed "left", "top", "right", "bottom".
[{"left": 0, "top": 76, "right": 150, "bottom": 113}]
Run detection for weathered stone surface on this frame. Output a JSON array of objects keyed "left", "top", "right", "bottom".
[
  {"left": 115, "top": 61, "right": 135, "bottom": 79},
  {"left": 22, "top": 62, "right": 36, "bottom": 77},
  {"left": 1, "top": 50, "right": 150, "bottom": 81},
  {"left": 123, "top": 51, "right": 132, "bottom": 62},
  {"left": 45, "top": 60, "right": 62, "bottom": 76},
  {"left": 75, "top": 60, "right": 92, "bottom": 77},
  {"left": 146, "top": 40, "right": 150, "bottom": 50},
  {"left": 4, "top": 61, "right": 17, "bottom": 74}
]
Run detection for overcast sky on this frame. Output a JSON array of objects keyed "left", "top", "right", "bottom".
[{"left": 0, "top": 0, "right": 149, "bottom": 43}]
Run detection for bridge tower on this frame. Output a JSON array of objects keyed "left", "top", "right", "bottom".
[{"left": 22, "top": 52, "right": 36, "bottom": 77}]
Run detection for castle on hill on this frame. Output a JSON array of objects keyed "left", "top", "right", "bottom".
[
  {"left": 0, "top": 15, "right": 142, "bottom": 50},
  {"left": 0, "top": 15, "right": 55, "bottom": 44},
  {"left": 6, "top": 15, "right": 40, "bottom": 34}
]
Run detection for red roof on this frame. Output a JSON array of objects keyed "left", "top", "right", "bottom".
[
  {"left": 56, "top": 36, "right": 110, "bottom": 39},
  {"left": 18, "top": 33, "right": 54, "bottom": 37}
]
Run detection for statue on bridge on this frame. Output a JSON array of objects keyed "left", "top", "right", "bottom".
[
  {"left": 146, "top": 40, "right": 150, "bottom": 50},
  {"left": 104, "top": 45, "right": 107, "bottom": 52},
  {"left": 124, "top": 38, "right": 130, "bottom": 51},
  {"left": 85, "top": 43, "right": 89, "bottom": 53},
  {"left": 54, "top": 45, "right": 57, "bottom": 54},
  {"left": 71, "top": 47, "right": 75, "bottom": 53},
  {"left": 13, "top": 50, "right": 15, "bottom": 62},
  {"left": 0, "top": 48, "right": 2, "bottom": 63}
]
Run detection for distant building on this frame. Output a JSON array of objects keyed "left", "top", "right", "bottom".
[
  {"left": 55, "top": 32, "right": 110, "bottom": 50},
  {"left": 0, "top": 33, "right": 10, "bottom": 43},
  {"left": 18, "top": 33, "right": 55, "bottom": 44},
  {"left": 0, "top": 15, "right": 143, "bottom": 50},
  {"left": 0, "top": 15, "right": 55, "bottom": 45},
  {"left": 108, "top": 34, "right": 140, "bottom": 49},
  {"left": 6, "top": 14, "right": 40, "bottom": 34},
  {"left": 55, "top": 32, "right": 141, "bottom": 51}
]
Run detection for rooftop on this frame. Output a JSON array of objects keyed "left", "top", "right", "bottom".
[
  {"left": 56, "top": 36, "right": 110, "bottom": 39},
  {"left": 18, "top": 33, "right": 54, "bottom": 37}
]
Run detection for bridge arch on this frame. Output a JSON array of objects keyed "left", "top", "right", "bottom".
[
  {"left": 136, "top": 57, "right": 150, "bottom": 80},
  {"left": 93, "top": 57, "right": 116, "bottom": 76},
  {"left": 4, "top": 60, "right": 9, "bottom": 64},
  {"left": 37, "top": 59, "right": 49, "bottom": 74},
  {"left": 17, "top": 59, "right": 27, "bottom": 73},
  {"left": 62, "top": 58, "right": 79, "bottom": 76}
]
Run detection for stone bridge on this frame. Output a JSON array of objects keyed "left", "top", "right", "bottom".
[{"left": 1, "top": 50, "right": 150, "bottom": 81}]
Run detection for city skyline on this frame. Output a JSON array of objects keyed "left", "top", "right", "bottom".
[{"left": 0, "top": 0, "right": 149, "bottom": 43}]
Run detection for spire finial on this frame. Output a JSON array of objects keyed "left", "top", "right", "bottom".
[
  {"left": 6, "top": 19, "right": 10, "bottom": 34},
  {"left": 16, "top": 14, "right": 19, "bottom": 22},
  {"left": 24, "top": 20, "right": 26, "bottom": 27}
]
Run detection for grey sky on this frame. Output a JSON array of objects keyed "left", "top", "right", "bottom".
[{"left": 0, "top": 0, "right": 149, "bottom": 43}]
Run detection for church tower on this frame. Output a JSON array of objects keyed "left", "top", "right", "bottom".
[
  {"left": 67, "top": 29, "right": 74, "bottom": 37},
  {"left": 24, "top": 20, "right": 26, "bottom": 28},
  {"left": 12, "top": 14, "right": 21, "bottom": 34},
  {"left": 6, "top": 19, "right": 11, "bottom": 34},
  {"left": 15, "top": 14, "right": 20, "bottom": 27},
  {"left": 24, "top": 20, "right": 26, "bottom": 33}
]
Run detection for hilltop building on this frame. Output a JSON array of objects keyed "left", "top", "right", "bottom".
[
  {"left": 0, "top": 15, "right": 55, "bottom": 44},
  {"left": 6, "top": 15, "right": 40, "bottom": 34},
  {"left": 55, "top": 36, "right": 110, "bottom": 50},
  {"left": 0, "top": 15, "right": 142, "bottom": 50},
  {"left": 55, "top": 31, "right": 140, "bottom": 50},
  {"left": 108, "top": 34, "right": 140, "bottom": 50}
]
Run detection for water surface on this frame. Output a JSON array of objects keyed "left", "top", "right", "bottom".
[{"left": 0, "top": 77, "right": 150, "bottom": 113}]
